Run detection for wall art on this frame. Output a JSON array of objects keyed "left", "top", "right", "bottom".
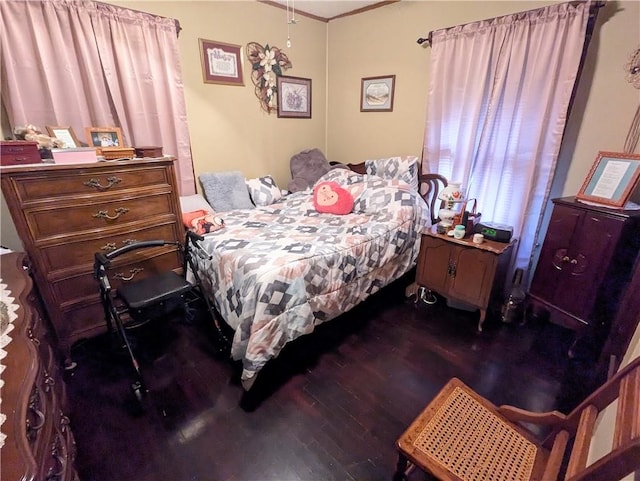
[
  {"left": 199, "top": 39, "right": 244, "bottom": 86},
  {"left": 246, "top": 42, "right": 292, "bottom": 113},
  {"left": 361, "top": 75, "right": 395, "bottom": 112}
]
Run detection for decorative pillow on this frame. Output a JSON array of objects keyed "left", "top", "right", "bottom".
[
  {"left": 365, "top": 155, "right": 419, "bottom": 191},
  {"left": 199, "top": 171, "right": 254, "bottom": 212},
  {"left": 313, "top": 181, "right": 354, "bottom": 215},
  {"left": 182, "top": 209, "right": 225, "bottom": 235},
  {"left": 246, "top": 175, "right": 282, "bottom": 206}
]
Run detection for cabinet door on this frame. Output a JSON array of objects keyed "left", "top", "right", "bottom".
[
  {"left": 449, "top": 247, "right": 497, "bottom": 308},
  {"left": 530, "top": 203, "right": 626, "bottom": 324},
  {"left": 553, "top": 213, "right": 624, "bottom": 319},
  {"left": 530, "top": 204, "right": 581, "bottom": 304},
  {"left": 416, "top": 236, "right": 451, "bottom": 292}
]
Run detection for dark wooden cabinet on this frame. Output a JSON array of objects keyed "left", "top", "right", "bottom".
[
  {"left": 416, "top": 230, "right": 515, "bottom": 331},
  {"left": 1, "top": 252, "right": 79, "bottom": 481},
  {"left": 0, "top": 158, "right": 184, "bottom": 368},
  {"left": 528, "top": 197, "right": 640, "bottom": 370}
]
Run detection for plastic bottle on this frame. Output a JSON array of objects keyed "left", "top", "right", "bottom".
[{"left": 501, "top": 268, "right": 526, "bottom": 324}]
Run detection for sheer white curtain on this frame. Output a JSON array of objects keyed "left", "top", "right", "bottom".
[
  {"left": 423, "top": 1, "right": 592, "bottom": 271},
  {"left": 0, "top": 0, "right": 194, "bottom": 194}
]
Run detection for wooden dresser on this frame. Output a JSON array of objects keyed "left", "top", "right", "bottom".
[
  {"left": 1, "top": 252, "right": 79, "bottom": 481},
  {"left": 0, "top": 158, "right": 184, "bottom": 367}
]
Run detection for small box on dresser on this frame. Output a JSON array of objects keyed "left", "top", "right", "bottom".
[{"left": 0, "top": 140, "right": 41, "bottom": 166}]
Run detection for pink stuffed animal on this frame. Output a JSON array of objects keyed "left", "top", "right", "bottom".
[{"left": 313, "top": 181, "right": 354, "bottom": 215}]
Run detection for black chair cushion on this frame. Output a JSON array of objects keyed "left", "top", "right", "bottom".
[{"left": 118, "top": 271, "right": 193, "bottom": 310}]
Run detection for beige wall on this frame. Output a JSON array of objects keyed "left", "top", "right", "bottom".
[
  {"left": 112, "top": 0, "right": 328, "bottom": 191},
  {"left": 327, "top": 0, "right": 640, "bottom": 199}
]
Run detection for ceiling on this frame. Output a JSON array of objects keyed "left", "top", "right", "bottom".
[{"left": 267, "top": 1, "right": 394, "bottom": 21}]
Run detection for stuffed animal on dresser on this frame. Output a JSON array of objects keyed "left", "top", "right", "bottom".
[{"left": 13, "top": 124, "right": 65, "bottom": 150}]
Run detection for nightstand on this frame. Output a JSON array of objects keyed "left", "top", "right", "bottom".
[{"left": 415, "top": 226, "right": 516, "bottom": 331}]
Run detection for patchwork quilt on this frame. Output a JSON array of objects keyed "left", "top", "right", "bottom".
[{"left": 192, "top": 169, "right": 430, "bottom": 389}]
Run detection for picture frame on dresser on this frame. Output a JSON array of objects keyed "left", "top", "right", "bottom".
[
  {"left": 46, "top": 125, "right": 81, "bottom": 148},
  {"left": 576, "top": 151, "right": 640, "bottom": 207},
  {"left": 86, "top": 126, "right": 124, "bottom": 148}
]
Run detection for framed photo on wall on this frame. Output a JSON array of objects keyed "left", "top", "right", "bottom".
[
  {"left": 199, "top": 39, "right": 244, "bottom": 86},
  {"left": 577, "top": 151, "right": 640, "bottom": 207},
  {"left": 360, "top": 75, "right": 395, "bottom": 112},
  {"left": 277, "top": 76, "right": 312, "bottom": 119},
  {"left": 46, "top": 125, "right": 81, "bottom": 148},
  {"left": 86, "top": 127, "right": 124, "bottom": 148}
]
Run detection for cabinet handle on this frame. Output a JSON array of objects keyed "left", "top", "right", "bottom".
[
  {"left": 93, "top": 207, "right": 129, "bottom": 220},
  {"left": 448, "top": 261, "right": 457, "bottom": 278},
  {"left": 114, "top": 267, "right": 143, "bottom": 281},
  {"left": 570, "top": 258, "right": 578, "bottom": 265},
  {"left": 44, "top": 374, "right": 55, "bottom": 392},
  {"left": 84, "top": 176, "right": 122, "bottom": 190}
]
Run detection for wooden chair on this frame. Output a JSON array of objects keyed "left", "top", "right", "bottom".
[
  {"left": 394, "top": 355, "right": 640, "bottom": 481},
  {"left": 418, "top": 173, "right": 448, "bottom": 225}
]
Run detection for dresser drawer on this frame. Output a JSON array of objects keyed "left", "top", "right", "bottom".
[
  {"left": 26, "top": 191, "right": 176, "bottom": 239},
  {"left": 50, "top": 248, "right": 183, "bottom": 308},
  {"left": 0, "top": 140, "right": 41, "bottom": 166},
  {"left": 41, "top": 221, "right": 182, "bottom": 273},
  {"left": 8, "top": 162, "right": 173, "bottom": 203}
]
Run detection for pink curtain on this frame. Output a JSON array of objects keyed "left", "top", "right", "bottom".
[
  {"left": 0, "top": 0, "right": 195, "bottom": 194},
  {"left": 423, "top": 1, "right": 591, "bottom": 272}
]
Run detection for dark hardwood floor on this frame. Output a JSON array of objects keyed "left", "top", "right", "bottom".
[{"left": 65, "top": 273, "right": 594, "bottom": 481}]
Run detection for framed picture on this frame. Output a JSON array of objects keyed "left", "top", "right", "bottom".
[
  {"left": 577, "top": 151, "right": 640, "bottom": 207},
  {"left": 277, "top": 76, "right": 312, "bottom": 119},
  {"left": 360, "top": 75, "right": 395, "bottom": 112},
  {"left": 46, "top": 125, "right": 81, "bottom": 148},
  {"left": 199, "top": 39, "right": 244, "bottom": 86},
  {"left": 86, "top": 127, "right": 124, "bottom": 148}
]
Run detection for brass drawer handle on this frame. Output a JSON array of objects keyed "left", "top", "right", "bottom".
[
  {"left": 27, "top": 400, "right": 46, "bottom": 432},
  {"left": 102, "top": 239, "right": 138, "bottom": 251},
  {"left": 101, "top": 242, "right": 117, "bottom": 251},
  {"left": 93, "top": 207, "right": 129, "bottom": 220},
  {"left": 114, "top": 267, "right": 143, "bottom": 281},
  {"left": 84, "top": 176, "right": 122, "bottom": 190}
]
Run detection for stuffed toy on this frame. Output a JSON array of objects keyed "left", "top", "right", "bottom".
[
  {"left": 13, "top": 124, "right": 65, "bottom": 150},
  {"left": 288, "top": 148, "right": 345, "bottom": 193},
  {"left": 313, "top": 181, "right": 354, "bottom": 215},
  {"left": 182, "top": 209, "right": 225, "bottom": 235}
]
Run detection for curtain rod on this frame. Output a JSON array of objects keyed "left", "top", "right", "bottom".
[
  {"left": 416, "top": 0, "right": 605, "bottom": 47},
  {"left": 96, "top": 1, "right": 182, "bottom": 36}
]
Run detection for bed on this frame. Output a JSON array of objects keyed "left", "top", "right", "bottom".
[{"left": 190, "top": 163, "right": 431, "bottom": 390}]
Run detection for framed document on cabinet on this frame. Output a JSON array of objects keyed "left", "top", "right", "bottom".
[{"left": 577, "top": 151, "right": 640, "bottom": 207}]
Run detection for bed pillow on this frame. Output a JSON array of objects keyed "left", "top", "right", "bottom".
[
  {"left": 246, "top": 175, "right": 282, "bottom": 206},
  {"left": 313, "top": 181, "right": 354, "bottom": 215},
  {"left": 179, "top": 193, "right": 215, "bottom": 214},
  {"left": 199, "top": 171, "right": 254, "bottom": 212},
  {"left": 365, "top": 155, "right": 419, "bottom": 191}
]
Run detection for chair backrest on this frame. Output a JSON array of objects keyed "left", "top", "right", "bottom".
[
  {"left": 418, "top": 173, "right": 448, "bottom": 225},
  {"left": 558, "top": 355, "right": 640, "bottom": 481}
]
